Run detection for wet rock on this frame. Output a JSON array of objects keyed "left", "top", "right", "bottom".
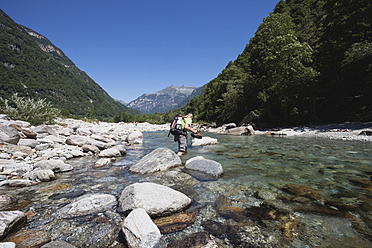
[
  {"left": 185, "top": 156, "right": 223, "bottom": 178},
  {"left": 118, "top": 182, "right": 192, "bottom": 217},
  {"left": 94, "top": 158, "right": 112, "bottom": 168},
  {"left": 125, "top": 131, "right": 143, "bottom": 144},
  {"left": 167, "top": 232, "right": 222, "bottom": 248},
  {"left": 283, "top": 184, "right": 322, "bottom": 201},
  {"left": 4, "top": 229, "right": 51, "bottom": 247},
  {"left": 122, "top": 208, "right": 162, "bottom": 248},
  {"left": 23, "top": 169, "right": 56, "bottom": 182},
  {"left": 191, "top": 137, "right": 218, "bottom": 146},
  {"left": 0, "top": 211, "right": 27, "bottom": 240},
  {"left": 0, "top": 179, "right": 35, "bottom": 187},
  {"left": 82, "top": 144, "right": 100, "bottom": 154},
  {"left": 0, "top": 125, "right": 20, "bottom": 145},
  {"left": 34, "top": 160, "right": 73, "bottom": 173},
  {"left": 57, "top": 193, "right": 117, "bottom": 218},
  {"left": 98, "top": 148, "right": 122, "bottom": 157},
  {"left": 0, "top": 196, "right": 17, "bottom": 211},
  {"left": 48, "top": 189, "right": 85, "bottom": 200},
  {"left": 359, "top": 130, "right": 372, "bottom": 136},
  {"left": 129, "top": 148, "right": 181, "bottom": 174},
  {"left": 215, "top": 196, "right": 245, "bottom": 221},
  {"left": 41, "top": 240, "right": 77, "bottom": 248},
  {"left": 153, "top": 211, "right": 196, "bottom": 234}
]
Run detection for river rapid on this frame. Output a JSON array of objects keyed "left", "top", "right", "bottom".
[{"left": 2, "top": 131, "right": 371, "bottom": 247}]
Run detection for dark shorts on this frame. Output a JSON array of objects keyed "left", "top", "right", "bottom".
[{"left": 178, "top": 135, "right": 187, "bottom": 152}]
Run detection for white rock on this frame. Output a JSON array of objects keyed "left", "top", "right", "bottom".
[
  {"left": 98, "top": 148, "right": 122, "bottom": 157},
  {"left": 0, "top": 211, "right": 26, "bottom": 240},
  {"left": 191, "top": 137, "right": 218, "bottom": 146},
  {"left": 122, "top": 208, "right": 162, "bottom": 248},
  {"left": 185, "top": 156, "right": 223, "bottom": 178},
  {"left": 57, "top": 193, "right": 117, "bottom": 218},
  {"left": 118, "top": 182, "right": 191, "bottom": 216},
  {"left": 129, "top": 148, "right": 181, "bottom": 174}
]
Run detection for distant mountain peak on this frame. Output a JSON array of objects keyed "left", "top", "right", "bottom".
[{"left": 127, "top": 85, "right": 201, "bottom": 114}]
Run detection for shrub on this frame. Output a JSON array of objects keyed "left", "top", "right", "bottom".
[{"left": 0, "top": 93, "right": 61, "bottom": 125}]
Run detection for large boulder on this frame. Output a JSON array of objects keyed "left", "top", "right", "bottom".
[
  {"left": 23, "top": 169, "right": 56, "bottom": 182},
  {"left": 0, "top": 125, "right": 20, "bottom": 145},
  {"left": 0, "top": 211, "right": 27, "bottom": 240},
  {"left": 33, "top": 160, "right": 73, "bottom": 173},
  {"left": 57, "top": 193, "right": 117, "bottom": 218},
  {"left": 129, "top": 148, "right": 181, "bottom": 174},
  {"left": 191, "top": 137, "right": 218, "bottom": 146},
  {"left": 220, "top": 126, "right": 254, "bottom": 136},
  {"left": 185, "top": 156, "right": 223, "bottom": 179},
  {"left": 125, "top": 131, "right": 143, "bottom": 144},
  {"left": 118, "top": 182, "right": 192, "bottom": 217},
  {"left": 122, "top": 208, "right": 163, "bottom": 248},
  {"left": 66, "top": 135, "right": 88, "bottom": 147}
]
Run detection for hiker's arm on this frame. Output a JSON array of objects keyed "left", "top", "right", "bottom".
[{"left": 184, "top": 123, "right": 197, "bottom": 134}]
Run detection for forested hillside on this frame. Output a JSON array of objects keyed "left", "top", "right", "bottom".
[
  {"left": 0, "top": 9, "right": 137, "bottom": 120},
  {"left": 181, "top": 0, "right": 372, "bottom": 127}
]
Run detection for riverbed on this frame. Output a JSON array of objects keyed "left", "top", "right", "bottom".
[{"left": 2, "top": 131, "right": 372, "bottom": 247}]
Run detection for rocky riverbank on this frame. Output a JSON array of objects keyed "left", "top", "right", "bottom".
[{"left": 206, "top": 122, "right": 372, "bottom": 142}]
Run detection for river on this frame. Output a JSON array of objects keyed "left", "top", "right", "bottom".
[{"left": 2, "top": 131, "right": 371, "bottom": 247}]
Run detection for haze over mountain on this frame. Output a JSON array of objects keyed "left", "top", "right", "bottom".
[
  {"left": 0, "top": 9, "right": 137, "bottom": 120},
  {"left": 128, "top": 85, "right": 201, "bottom": 114}
]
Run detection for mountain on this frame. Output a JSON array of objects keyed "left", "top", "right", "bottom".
[
  {"left": 181, "top": 0, "right": 372, "bottom": 126},
  {"left": 0, "top": 9, "right": 136, "bottom": 120},
  {"left": 128, "top": 85, "right": 201, "bottom": 114}
]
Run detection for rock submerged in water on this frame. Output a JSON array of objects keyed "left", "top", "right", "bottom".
[
  {"left": 129, "top": 148, "right": 181, "bottom": 174},
  {"left": 118, "top": 182, "right": 192, "bottom": 217}
]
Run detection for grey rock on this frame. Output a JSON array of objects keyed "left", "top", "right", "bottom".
[
  {"left": 23, "top": 169, "right": 56, "bottom": 182},
  {"left": 185, "top": 156, "right": 223, "bottom": 178},
  {"left": 56, "top": 127, "right": 73, "bottom": 136},
  {"left": 87, "top": 138, "right": 111, "bottom": 150},
  {"left": 0, "top": 143, "right": 33, "bottom": 157},
  {"left": 57, "top": 193, "right": 117, "bottom": 218},
  {"left": 34, "top": 160, "right": 73, "bottom": 173},
  {"left": 125, "top": 131, "right": 143, "bottom": 144},
  {"left": 98, "top": 148, "right": 122, "bottom": 157},
  {"left": 122, "top": 208, "right": 162, "bottom": 248},
  {"left": 82, "top": 144, "right": 100, "bottom": 154},
  {"left": 0, "top": 125, "right": 20, "bottom": 145},
  {"left": 220, "top": 126, "right": 254, "bottom": 135},
  {"left": 118, "top": 182, "right": 192, "bottom": 216},
  {"left": 129, "top": 148, "right": 181, "bottom": 174},
  {"left": 1, "top": 179, "right": 35, "bottom": 187},
  {"left": 76, "top": 127, "right": 91, "bottom": 136},
  {"left": 94, "top": 158, "right": 112, "bottom": 168},
  {"left": 0, "top": 211, "right": 26, "bottom": 240},
  {"left": 32, "top": 125, "right": 57, "bottom": 136},
  {"left": 65, "top": 135, "right": 87, "bottom": 146},
  {"left": 191, "top": 137, "right": 218, "bottom": 146},
  {"left": 18, "top": 139, "right": 39, "bottom": 148}
]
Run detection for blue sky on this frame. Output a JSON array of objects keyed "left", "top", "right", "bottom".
[{"left": 2, "top": 0, "right": 279, "bottom": 103}]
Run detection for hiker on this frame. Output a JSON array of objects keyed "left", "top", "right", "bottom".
[{"left": 175, "top": 113, "right": 198, "bottom": 156}]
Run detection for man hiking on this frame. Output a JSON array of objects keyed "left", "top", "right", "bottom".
[{"left": 175, "top": 113, "right": 198, "bottom": 156}]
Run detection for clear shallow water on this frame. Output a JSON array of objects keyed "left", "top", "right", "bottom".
[{"left": 1, "top": 131, "right": 371, "bottom": 247}]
